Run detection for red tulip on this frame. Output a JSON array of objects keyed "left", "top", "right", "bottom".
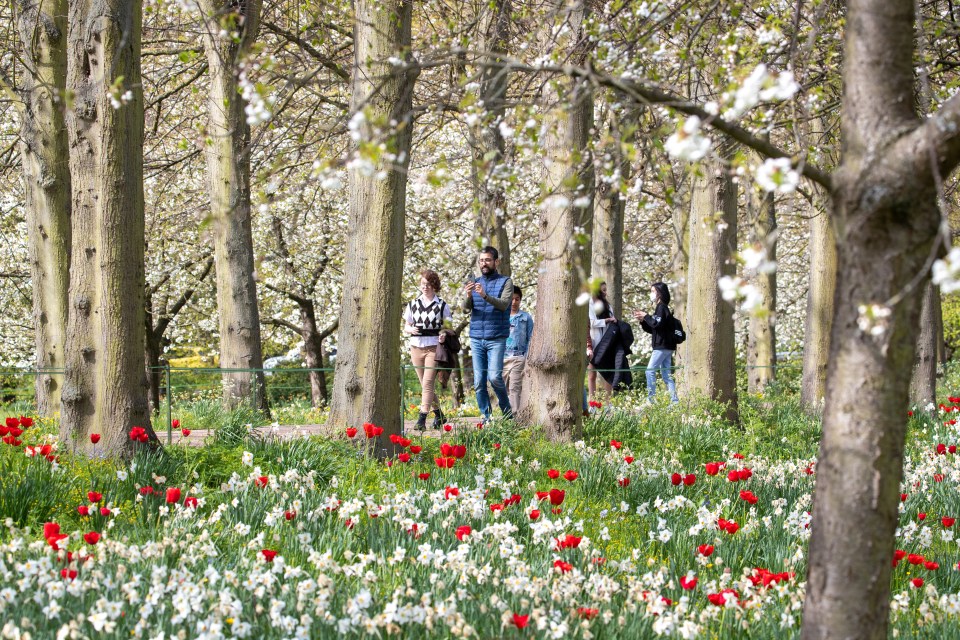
[
  {"left": 255, "top": 476, "right": 269, "bottom": 488},
  {"left": 61, "top": 569, "right": 77, "bottom": 580},
  {"left": 444, "top": 486, "right": 459, "bottom": 499},
  {"left": 549, "top": 488, "right": 565, "bottom": 506},
  {"left": 908, "top": 554, "right": 925, "bottom": 565},
  {"left": 683, "top": 473, "right": 696, "bottom": 486},
  {"left": 512, "top": 614, "right": 529, "bottom": 629},
  {"left": 911, "top": 577, "right": 924, "bottom": 588},
  {"left": 553, "top": 560, "right": 573, "bottom": 573},
  {"left": 925, "top": 561, "right": 939, "bottom": 571},
  {"left": 610, "top": 439, "right": 622, "bottom": 449},
  {"left": 87, "top": 491, "right": 102, "bottom": 503},
  {"left": 698, "top": 544, "right": 714, "bottom": 557},
  {"left": 624, "top": 456, "right": 635, "bottom": 464},
  {"left": 261, "top": 549, "right": 277, "bottom": 562},
  {"left": 181, "top": 429, "right": 191, "bottom": 437},
  {"left": 4, "top": 417, "right": 18, "bottom": 428},
  {"left": 171, "top": 419, "right": 180, "bottom": 429},
  {"left": 435, "top": 457, "right": 456, "bottom": 469},
  {"left": 456, "top": 525, "right": 472, "bottom": 541},
  {"left": 90, "top": 434, "right": 101, "bottom": 444},
  {"left": 345, "top": 427, "right": 358, "bottom": 438},
  {"left": 671, "top": 473, "right": 682, "bottom": 486},
  {"left": 951, "top": 445, "right": 958, "bottom": 454},
  {"left": 739, "top": 490, "right": 759, "bottom": 505},
  {"left": 83, "top": 531, "right": 100, "bottom": 545},
  {"left": 555, "top": 534, "right": 581, "bottom": 549},
  {"left": 934, "top": 473, "right": 945, "bottom": 483},
  {"left": 900, "top": 493, "right": 908, "bottom": 502},
  {"left": 165, "top": 487, "right": 181, "bottom": 504},
  {"left": 452, "top": 445, "right": 467, "bottom": 459},
  {"left": 563, "top": 470, "right": 579, "bottom": 482},
  {"left": 943, "top": 517, "right": 956, "bottom": 528},
  {"left": 705, "top": 462, "right": 719, "bottom": 476},
  {"left": 99, "top": 507, "right": 111, "bottom": 517},
  {"left": 77, "top": 505, "right": 90, "bottom": 516},
  {"left": 417, "top": 472, "right": 431, "bottom": 480},
  {"left": 547, "top": 469, "right": 560, "bottom": 479},
  {"left": 577, "top": 608, "right": 599, "bottom": 619},
  {"left": 443, "top": 424, "right": 452, "bottom": 432},
  {"left": 284, "top": 510, "right": 296, "bottom": 520},
  {"left": 618, "top": 477, "right": 630, "bottom": 487},
  {"left": 680, "top": 575, "right": 698, "bottom": 590},
  {"left": 184, "top": 496, "right": 198, "bottom": 509},
  {"left": 529, "top": 509, "right": 541, "bottom": 520},
  {"left": 410, "top": 445, "right": 422, "bottom": 454},
  {"left": 918, "top": 512, "right": 927, "bottom": 521},
  {"left": 397, "top": 453, "right": 411, "bottom": 463}
]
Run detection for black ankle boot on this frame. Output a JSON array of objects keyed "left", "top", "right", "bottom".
[
  {"left": 432, "top": 409, "right": 445, "bottom": 430},
  {"left": 416, "top": 412, "right": 428, "bottom": 431}
]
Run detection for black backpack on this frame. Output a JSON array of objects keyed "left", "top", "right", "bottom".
[{"left": 670, "top": 313, "right": 686, "bottom": 345}]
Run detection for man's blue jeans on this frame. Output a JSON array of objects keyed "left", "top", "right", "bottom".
[
  {"left": 471, "top": 338, "right": 512, "bottom": 420},
  {"left": 646, "top": 349, "right": 679, "bottom": 403}
]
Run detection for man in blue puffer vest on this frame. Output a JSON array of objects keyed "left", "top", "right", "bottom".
[{"left": 462, "top": 246, "right": 515, "bottom": 423}]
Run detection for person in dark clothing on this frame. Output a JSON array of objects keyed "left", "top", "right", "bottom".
[
  {"left": 632, "top": 282, "right": 679, "bottom": 404},
  {"left": 590, "top": 320, "right": 634, "bottom": 393}
]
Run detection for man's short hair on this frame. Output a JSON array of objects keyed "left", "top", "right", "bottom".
[
  {"left": 480, "top": 246, "right": 499, "bottom": 261},
  {"left": 513, "top": 285, "right": 522, "bottom": 299}
]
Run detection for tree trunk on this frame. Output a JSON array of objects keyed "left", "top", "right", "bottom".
[
  {"left": 199, "top": 0, "right": 268, "bottom": 413},
  {"left": 746, "top": 180, "right": 777, "bottom": 393},
  {"left": 801, "top": 202, "right": 837, "bottom": 411},
  {"left": 144, "top": 294, "right": 163, "bottom": 413},
  {"left": 328, "top": 0, "right": 416, "bottom": 452},
  {"left": 801, "top": 0, "right": 956, "bottom": 637},
  {"left": 298, "top": 301, "right": 325, "bottom": 408},
  {"left": 910, "top": 281, "right": 937, "bottom": 407},
  {"left": 61, "top": 0, "right": 155, "bottom": 455},
  {"left": 17, "top": 0, "right": 71, "bottom": 417},
  {"left": 591, "top": 106, "right": 628, "bottom": 318},
  {"left": 470, "top": 0, "right": 511, "bottom": 275},
  {"left": 520, "top": 1, "right": 592, "bottom": 441},
  {"left": 684, "top": 150, "right": 738, "bottom": 420}
]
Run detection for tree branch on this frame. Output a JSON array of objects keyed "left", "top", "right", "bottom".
[
  {"left": 318, "top": 318, "right": 339, "bottom": 341},
  {"left": 262, "top": 20, "right": 350, "bottom": 81},
  {"left": 265, "top": 317, "right": 304, "bottom": 336}
]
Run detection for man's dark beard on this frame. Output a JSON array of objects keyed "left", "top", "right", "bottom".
[{"left": 480, "top": 264, "right": 494, "bottom": 276}]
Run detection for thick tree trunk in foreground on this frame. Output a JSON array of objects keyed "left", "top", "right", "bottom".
[
  {"left": 746, "top": 183, "right": 777, "bottom": 393},
  {"left": 801, "top": 203, "right": 837, "bottom": 411},
  {"left": 910, "top": 282, "right": 938, "bottom": 407},
  {"left": 17, "top": 0, "right": 71, "bottom": 416},
  {"left": 520, "top": 0, "right": 591, "bottom": 441},
  {"left": 470, "top": 0, "right": 511, "bottom": 275},
  {"left": 684, "top": 153, "right": 738, "bottom": 420},
  {"left": 328, "top": 0, "right": 415, "bottom": 451},
  {"left": 61, "top": 0, "right": 155, "bottom": 455},
  {"left": 801, "top": 0, "right": 960, "bottom": 636},
  {"left": 199, "top": 0, "right": 268, "bottom": 413}
]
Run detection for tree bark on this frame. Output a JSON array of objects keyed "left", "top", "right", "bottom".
[
  {"left": 17, "top": 0, "right": 71, "bottom": 417},
  {"left": 801, "top": 202, "right": 837, "bottom": 411},
  {"left": 684, "top": 151, "right": 738, "bottom": 420},
  {"left": 910, "top": 281, "right": 937, "bottom": 407},
  {"left": 746, "top": 180, "right": 777, "bottom": 393},
  {"left": 61, "top": 0, "right": 155, "bottom": 455},
  {"left": 470, "top": 0, "right": 511, "bottom": 275},
  {"left": 520, "top": 0, "right": 592, "bottom": 441},
  {"left": 591, "top": 106, "right": 628, "bottom": 318},
  {"left": 198, "top": 0, "right": 269, "bottom": 413},
  {"left": 801, "top": 0, "right": 960, "bottom": 637},
  {"left": 328, "top": 0, "right": 416, "bottom": 452}
]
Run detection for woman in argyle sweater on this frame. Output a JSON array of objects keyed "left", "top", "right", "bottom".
[{"left": 403, "top": 269, "right": 453, "bottom": 430}]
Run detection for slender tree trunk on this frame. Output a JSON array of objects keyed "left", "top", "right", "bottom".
[
  {"left": 684, "top": 150, "right": 738, "bottom": 420},
  {"left": 910, "top": 282, "right": 937, "bottom": 407},
  {"left": 801, "top": 0, "right": 960, "bottom": 637},
  {"left": 470, "top": 0, "right": 511, "bottom": 275},
  {"left": 746, "top": 181, "right": 777, "bottom": 393},
  {"left": 298, "top": 301, "right": 325, "bottom": 407},
  {"left": 199, "top": 0, "right": 268, "bottom": 413},
  {"left": 520, "top": 0, "right": 592, "bottom": 441},
  {"left": 328, "top": 0, "right": 416, "bottom": 451},
  {"left": 17, "top": 0, "right": 71, "bottom": 417},
  {"left": 61, "top": 0, "right": 155, "bottom": 455},
  {"left": 592, "top": 106, "right": 628, "bottom": 317},
  {"left": 144, "top": 334, "right": 163, "bottom": 413},
  {"left": 801, "top": 202, "right": 837, "bottom": 411}
]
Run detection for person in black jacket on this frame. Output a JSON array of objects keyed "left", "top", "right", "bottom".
[{"left": 632, "top": 282, "right": 679, "bottom": 404}]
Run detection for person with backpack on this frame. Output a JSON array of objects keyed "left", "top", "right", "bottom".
[{"left": 632, "top": 282, "right": 680, "bottom": 404}]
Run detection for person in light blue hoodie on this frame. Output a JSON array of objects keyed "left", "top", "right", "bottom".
[{"left": 503, "top": 285, "right": 533, "bottom": 412}]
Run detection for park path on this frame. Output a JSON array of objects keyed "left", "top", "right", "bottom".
[{"left": 161, "top": 417, "right": 482, "bottom": 446}]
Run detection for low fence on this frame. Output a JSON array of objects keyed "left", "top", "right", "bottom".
[{"left": 1, "top": 360, "right": 799, "bottom": 443}]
